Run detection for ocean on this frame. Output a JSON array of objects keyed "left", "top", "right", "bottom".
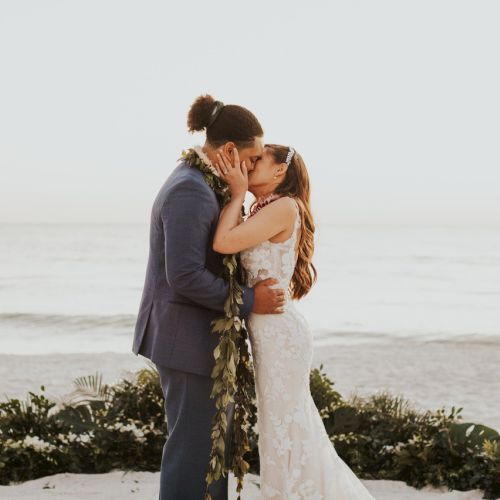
[{"left": 1, "top": 223, "right": 499, "bottom": 355}]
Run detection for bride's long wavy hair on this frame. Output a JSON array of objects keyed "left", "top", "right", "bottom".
[{"left": 263, "top": 144, "right": 318, "bottom": 299}]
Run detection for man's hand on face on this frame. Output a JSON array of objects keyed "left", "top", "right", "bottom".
[{"left": 252, "top": 278, "right": 286, "bottom": 314}]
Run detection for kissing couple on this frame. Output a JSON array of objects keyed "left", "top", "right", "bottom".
[{"left": 132, "top": 94, "right": 375, "bottom": 500}]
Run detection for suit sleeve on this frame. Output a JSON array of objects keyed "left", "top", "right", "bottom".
[{"left": 162, "top": 179, "right": 255, "bottom": 318}]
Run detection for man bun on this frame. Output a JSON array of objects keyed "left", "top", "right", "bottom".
[
  {"left": 185, "top": 94, "right": 263, "bottom": 148},
  {"left": 187, "top": 94, "right": 217, "bottom": 132}
]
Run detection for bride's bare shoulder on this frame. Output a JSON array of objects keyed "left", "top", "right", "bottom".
[
  {"left": 278, "top": 195, "right": 297, "bottom": 207},
  {"left": 264, "top": 196, "right": 297, "bottom": 216}
]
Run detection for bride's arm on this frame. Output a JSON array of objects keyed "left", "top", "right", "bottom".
[
  {"left": 212, "top": 151, "right": 295, "bottom": 254},
  {"left": 213, "top": 196, "right": 296, "bottom": 254}
]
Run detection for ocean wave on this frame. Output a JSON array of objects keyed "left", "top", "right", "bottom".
[
  {"left": 313, "top": 329, "right": 500, "bottom": 346},
  {"left": 0, "top": 313, "right": 136, "bottom": 329},
  {"left": 1, "top": 314, "right": 499, "bottom": 347}
]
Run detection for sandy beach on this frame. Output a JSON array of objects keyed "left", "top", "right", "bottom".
[{"left": 0, "top": 470, "right": 486, "bottom": 499}]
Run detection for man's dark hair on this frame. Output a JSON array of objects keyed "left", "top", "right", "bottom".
[{"left": 187, "top": 94, "right": 263, "bottom": 148}]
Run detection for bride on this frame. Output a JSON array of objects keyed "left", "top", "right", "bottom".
[{"left": 211, "top": 146, "right": 375, "bottom": 499}]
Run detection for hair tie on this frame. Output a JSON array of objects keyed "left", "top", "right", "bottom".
[{"left": 208, "top": 100, "right": 225, "bottom": 127}]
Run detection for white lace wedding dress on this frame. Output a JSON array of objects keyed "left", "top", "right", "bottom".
[{"left": 240, "top": 200, "right": 375, "bottom": 500}]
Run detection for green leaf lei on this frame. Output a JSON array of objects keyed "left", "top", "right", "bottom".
[{"left": 179, "top": 148, "right": 255, "bottom": 500}]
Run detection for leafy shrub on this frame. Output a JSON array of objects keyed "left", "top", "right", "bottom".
[{"left": 0, "top": 362, "right": 498, "bottom": 498}]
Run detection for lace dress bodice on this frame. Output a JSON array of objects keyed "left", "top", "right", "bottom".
[{"left": 240, "top": 199, "right": 301, "bottom": 305}]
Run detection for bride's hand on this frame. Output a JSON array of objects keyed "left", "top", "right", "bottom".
[{"left": 214, "top": 148, "right": 248, "bottom": 200}]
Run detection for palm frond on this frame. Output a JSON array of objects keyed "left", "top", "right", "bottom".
[{"left": 64, "top": 372, "right": 112, "bottom": 405}]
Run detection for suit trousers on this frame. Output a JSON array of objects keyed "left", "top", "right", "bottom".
[{"left": 155, "top": 363, "right": 235, "bottom": 500}]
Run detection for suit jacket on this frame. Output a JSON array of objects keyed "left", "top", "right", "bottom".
[{"left": 132, "top": 158, "right": 255, "bottom": 377}]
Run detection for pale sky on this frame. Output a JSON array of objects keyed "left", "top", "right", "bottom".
[{"left": 0, "top": 1, "right": 499, "bottom": 225}]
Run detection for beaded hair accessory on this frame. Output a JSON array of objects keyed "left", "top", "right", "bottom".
[
  {"left": 285, "top": 146, "right": 296, "bottom": 166},
  {"left": 208, "top": 100, "right": 225, "bottom": 127}
]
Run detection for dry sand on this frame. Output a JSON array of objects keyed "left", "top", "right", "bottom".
[{"left": 0, "top": 470, "right": 485, "bottom": 499}]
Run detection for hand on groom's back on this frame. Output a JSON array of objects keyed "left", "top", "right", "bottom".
[{"left": 252, "top": 278, "right": 286, "bottom": 314}]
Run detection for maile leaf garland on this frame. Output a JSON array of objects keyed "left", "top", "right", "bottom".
[{"left": 179, "top": 148, "right": 255, "bottom": 500}]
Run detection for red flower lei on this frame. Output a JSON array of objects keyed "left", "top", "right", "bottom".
[{"left": 248, "top": 192, "right": 282, "bottom": 218}]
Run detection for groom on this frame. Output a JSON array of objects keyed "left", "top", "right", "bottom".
[{"left": 132, "top": 95, "right": 285, "bottom": 500}]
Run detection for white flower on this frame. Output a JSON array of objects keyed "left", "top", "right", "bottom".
[
  {"left": 108, "top": 421, "right": 146, "bottom": 443},
  {"left": 67, "top": 432, "right": 78, "bottom": 443},
  {"left": 57, "top": 433, "right": 69, "bottom": 444},
  {"left": 78, "top": 433, "right": 92, "bottom": 444},
  {"left": 4, "top": 438, "right": 22, "bottom": 449},
  {"left": 22, "top": 435, "right": 56, "bottom": 452},
  {"left": 192, "top": 145, "right": 221, "bottom": 178}
]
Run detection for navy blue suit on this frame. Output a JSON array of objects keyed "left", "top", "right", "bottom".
[{"left": 132, "top": 158, "right": 255, "bottom": 499}]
